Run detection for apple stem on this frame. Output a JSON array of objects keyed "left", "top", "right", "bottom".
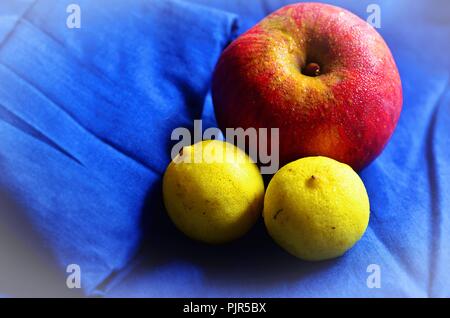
[{"left": 303, "top": 63, "right": 321, "bottom": 77}]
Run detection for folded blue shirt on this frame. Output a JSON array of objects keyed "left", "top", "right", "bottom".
[{"left": 0, "top": 0, "right": 449, "bottom": 297}]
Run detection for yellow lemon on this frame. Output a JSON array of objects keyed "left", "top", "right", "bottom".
[
  {"left": 163, "top": 140, "right": 264, "bottom": 244},
  {"left": 264, "top": 156, "right": 370, "bottom": 261}
]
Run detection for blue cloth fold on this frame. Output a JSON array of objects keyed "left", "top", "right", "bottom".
[
  {"left": 0, "top": 0, "right": 449, "bottom": 297},
  {"left": 0, "top": 0, "right": 237, "bottom": 295}
]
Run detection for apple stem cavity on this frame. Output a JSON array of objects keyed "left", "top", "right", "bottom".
[{"left": 302, "top": 62, "right": 321, "bottom": 77}]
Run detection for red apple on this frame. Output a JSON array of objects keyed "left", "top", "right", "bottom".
[{"left": 212, "top": 3, "right": 402, "bottom": 171}]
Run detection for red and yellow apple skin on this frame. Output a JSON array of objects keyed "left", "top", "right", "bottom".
[{"left": 212, "top": 3, "right": 402, "bottom": 171}]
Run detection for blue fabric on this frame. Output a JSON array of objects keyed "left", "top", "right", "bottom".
[
  {"left": 0, "top": 0, "right": 237, "bottom": 295},
  {"left": 0, "top": 0, "right": 449, "bottom": 297}
]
